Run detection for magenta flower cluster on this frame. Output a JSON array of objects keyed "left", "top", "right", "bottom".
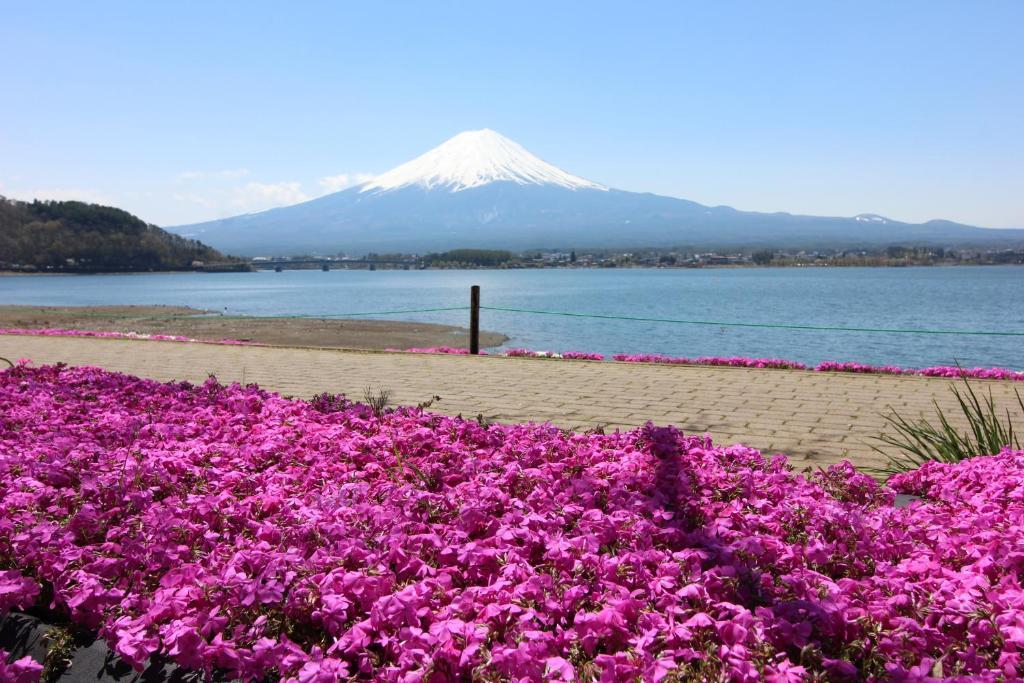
[
  {"left": 391, "top": 346, "right": 1024, "bottom": 381},
  {"left": 915, "top": 365, "right": 1024, "bottom": 380},
  {"left": 0, "top": 570, "right": 42, "bottom": 682},
  {"left": 813, "top": 361, "right": 1024, "bottom": 381},
  {"left": 0, "top": 651, "right": 42, "bottom": 683},
  {"left": 613, "top": 354, "right": 808, "bottom": 370},
  {"left": 393, "top": 346, "right": 482, "bottom": 355},
  {"left": 0, "top": 328, "right": 252, "bottom": 346},
  {"left": 393, "top": 348, "right": 606, "bottom": 360},
  {"left": 3, "top": 364, "right": 1024, "bottom": 680},
  {"left": 813, "top": 361, "right": 908, "bottom": 375},
  {"left": 505, "top": 349, "right": 606, "bottom": 360},
  {"left": 560, "top": 351, "right": 606, "bottom": 361},
  {"left": 3, "top": 330, "right": 1020, "bottom": 381}
]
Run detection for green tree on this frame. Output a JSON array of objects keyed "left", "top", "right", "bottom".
[{"left": 0, "top": 196, "right": 230, "bottom": 272}]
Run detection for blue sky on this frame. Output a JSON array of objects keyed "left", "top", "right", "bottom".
[{"left": 1, "top": 1, "right": 1021, "bottom": 228}]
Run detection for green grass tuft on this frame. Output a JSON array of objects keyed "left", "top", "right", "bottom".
[{"left": 871, "top": 372, "right": 1023, "bottom": 476}]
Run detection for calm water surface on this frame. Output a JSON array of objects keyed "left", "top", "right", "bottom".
[{"left": 2, "top": 267, "right": 1022, "bottom": 368}]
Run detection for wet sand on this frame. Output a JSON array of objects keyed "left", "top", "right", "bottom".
[{"left": 0, "top": 305, "right": 508, "bottom": 350}]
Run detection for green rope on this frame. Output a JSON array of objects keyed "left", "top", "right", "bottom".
[
  {"left": 480, "top": 305, "right": 1024, "bottom": 337},
  {"left": 12, "top": 304, "right": 1024, "bottom": 337}
]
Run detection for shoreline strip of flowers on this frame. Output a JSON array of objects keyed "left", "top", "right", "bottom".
[
  {"left": 392, "top": 346, "right": 1024, "bottom": 381},
  {"left": 2, "top": 328, "right": 1019, "bottom": 381},
  {"left": 0, "top": 327, "right": 253, "bottom": 346}
]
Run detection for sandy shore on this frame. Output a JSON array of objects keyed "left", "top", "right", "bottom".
[{"left": 0, "top": 305, "right": 508, "bottom": 350}]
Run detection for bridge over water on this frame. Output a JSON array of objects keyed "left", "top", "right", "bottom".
[{"left": 251, "top": 258, "right": 422, "bottom": 271}]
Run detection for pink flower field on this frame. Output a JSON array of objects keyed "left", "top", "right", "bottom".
[{"left": 2, "top": 364, "right": 1024, "bottom": 680}]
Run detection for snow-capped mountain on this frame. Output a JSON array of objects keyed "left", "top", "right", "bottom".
[
  {"left": 171, "top": 130, "right": 1022, "bottom": 255},
  {"left": 360, "top": 129, "right": 606, "bottom": 193}
]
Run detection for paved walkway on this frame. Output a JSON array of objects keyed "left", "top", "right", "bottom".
[{"left": 3, "top": 335, "right": 1021, "bottom": 471}]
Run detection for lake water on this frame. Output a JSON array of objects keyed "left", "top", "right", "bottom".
[{"left": 2, "top": 266, "right": 1022, "bottom": 369}]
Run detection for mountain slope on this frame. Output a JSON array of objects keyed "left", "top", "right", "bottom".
[
  {"left": 170, "top": 130, "right": 1024, "bottom": 255},
  {"left": 0, "top": 196, "right": 229, "bottom": 271}
]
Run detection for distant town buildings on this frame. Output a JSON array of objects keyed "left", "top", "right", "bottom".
[{"left": 239, "top": 246, "right": 1024, "bottom": 272}]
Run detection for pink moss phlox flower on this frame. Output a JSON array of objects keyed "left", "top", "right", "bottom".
[
  {"left": 390, "top": 346, "right": 486, "bottom": 355},
  {"left": 0, "top": 652, "right": 43, "bottom": 683},
  {"left": 504, "top": 347, "right": 554, "bottom": 357},
  {"left": 560, "top": 351, "right": 605, "bottom": 360},
  {"left": 613, "top": 353, "right": 807, "bottom": 369},
  {"left": 393, "top": 347, "right": 605, "bottom": 359},
  {"left": 0, "top": 571, "right": 39, "bottom": 613},
  {"left": 8, "top": 327, "right": 1017, "bottom": 380},
  {"left": 815, "top": 361, "right": 1024, "bottom": 381},
  {"left": 3, "top": 363, "right": 1024, "bottom": 679},
  {"left": 0, "top": 328, "right": 253, "bottom": 346},
  {"left": 392, "top": 347, "right": 1020, "bottom": 379},
  {"left": 814, "top": 361, "right": 907, "bottom": 375},
  {"left": 505, "top": 349, "right": 605, "bottom": 360},
  {"left": 915, "top": 365, "right": 1024, "bottom": 381}
]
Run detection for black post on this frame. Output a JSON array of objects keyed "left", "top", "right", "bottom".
[{"left": 470, "top": 285, "right": 480, "bottom": 355}]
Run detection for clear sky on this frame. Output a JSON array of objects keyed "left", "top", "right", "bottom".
[{"left": 1, "top": 0, "right": 1021, "bottom": 228}]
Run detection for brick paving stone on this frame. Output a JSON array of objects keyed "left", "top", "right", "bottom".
[{"left": 3, "top": 334, "right": 1022, "bottom": 472}]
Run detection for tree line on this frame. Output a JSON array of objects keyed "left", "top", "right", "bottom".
[
  {"left": 0, "top": 197, "right": 231, "bottom": 272},
  {"left": 422, "top": 249, "right": 513, "bottom": 267}
]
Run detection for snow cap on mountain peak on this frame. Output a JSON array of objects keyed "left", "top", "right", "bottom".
[{"left": 359, "top": 129, "right": 607, "bottom": 193}]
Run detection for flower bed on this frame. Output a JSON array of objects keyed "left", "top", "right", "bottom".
[
  {"left": 814, "top": 360, "right": 1024, "bottom": 381},
  {"left": 0, "top": 328, "right": 252, "bottom": 346},
  {"left": 393, "top": 347, "right": 605, "bottom": 360},
  {"left": 915, "top": 365, "right": 1024, "bottom": 381},
  {"left": 2, "top": 364, "right": 1024, "bottom": 680},
  {"left": 813, "top": 361, "right": 908, "bottom": 375},
  {"left": 390, "top": 346, "right": 1024, "bottom": 381},
  {"left": 506, "top": 348, "right": 605, "bottom": 360},
  {"left": 4, "top": 329, "right": 1020, "bottom": 381},
  {"left": 393, "top": 346, "right": 486, "bottom": 355},
  {"left": 614, "top": 354, "right": 808, "bottom": 370}
]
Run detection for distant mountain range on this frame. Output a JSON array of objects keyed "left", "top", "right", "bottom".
[{"left": 170, "top": 129, "right": 1024, "bottom": 256}]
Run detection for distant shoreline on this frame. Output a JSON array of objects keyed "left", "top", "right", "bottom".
[{"left": 3, "top": 261, "right": 1024, "bottom": 276}]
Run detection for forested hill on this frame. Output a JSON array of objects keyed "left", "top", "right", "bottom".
[{"left": 0, "top": 196, "right": 231, "bottom": 272}]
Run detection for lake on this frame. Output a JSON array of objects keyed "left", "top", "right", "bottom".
[{"left": 2, "top": 266, "right": 1022, "bottom": 369}]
